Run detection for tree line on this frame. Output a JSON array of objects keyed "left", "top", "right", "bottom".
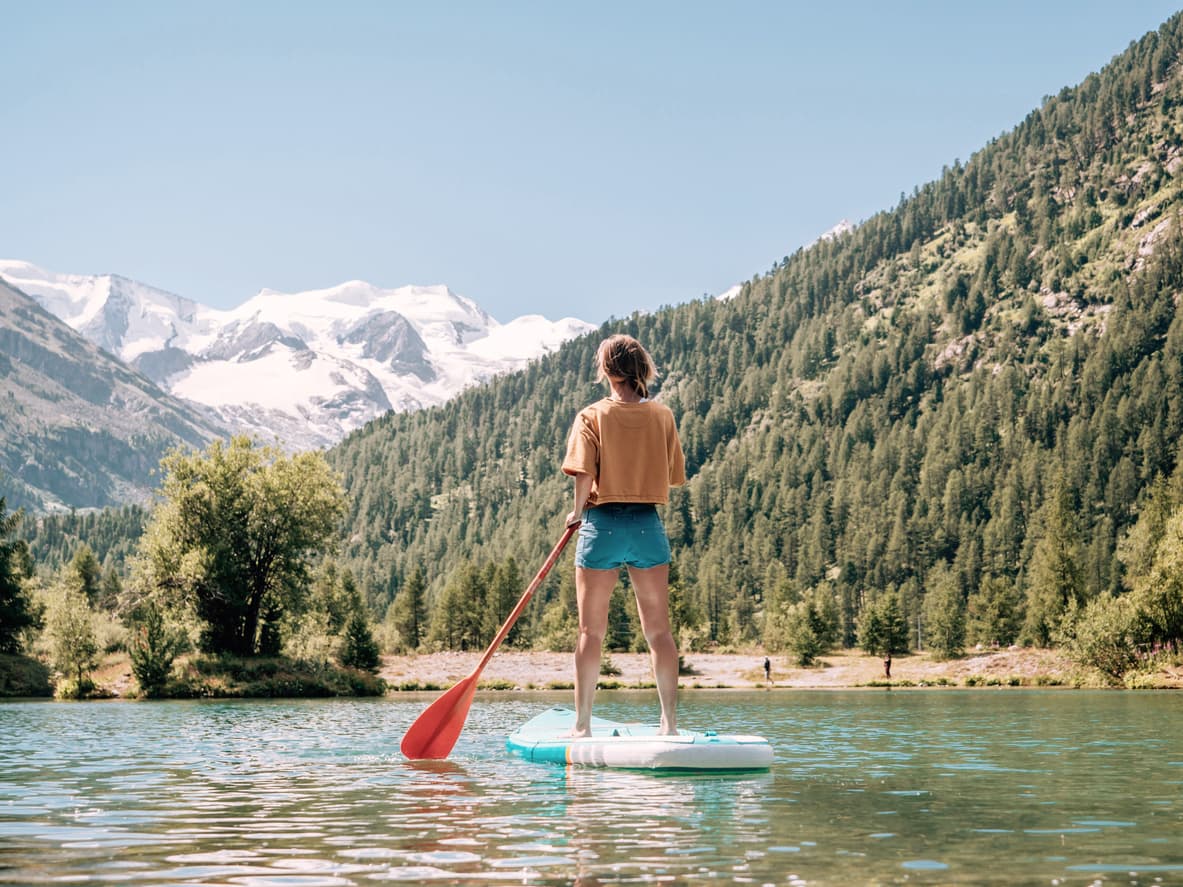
[{"left": 1, "top": 439, "right": 380, "bottom": 697}]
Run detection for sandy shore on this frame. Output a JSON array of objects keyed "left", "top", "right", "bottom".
[{"left": 378, "top": 647, "right": 1103, "bottom": 690}]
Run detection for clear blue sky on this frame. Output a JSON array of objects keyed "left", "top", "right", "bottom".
[{"left": 3, "top": 2, "right": 1180, "bottom": 324}]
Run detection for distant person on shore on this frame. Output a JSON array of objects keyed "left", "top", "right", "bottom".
[
  {"left": 763, "top": 657, "right": 771, "bottom": 684},
  {"left": 562, "top": 334, "right": 686, "bottom": 737},
  {"left": 884, "top": 652, "right": 892, "bottom": 679}
]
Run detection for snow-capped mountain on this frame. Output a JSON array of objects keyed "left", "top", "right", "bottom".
[
  {"left": 715, "top": 220, "right": 859, "bottom": 303},
  {"left": 0, "top": 260, "right": 595, "bottom": 450},
  {"left": 814, "top": 218, "right": 855, "bottom": 244}
]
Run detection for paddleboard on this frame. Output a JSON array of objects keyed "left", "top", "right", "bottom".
[{"left": 506, "top": 707, "right": 774, "bottom": 771}]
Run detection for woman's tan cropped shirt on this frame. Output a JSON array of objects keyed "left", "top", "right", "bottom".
[{"left": 562, "top": 399, "right": 686, "bottom": 507}]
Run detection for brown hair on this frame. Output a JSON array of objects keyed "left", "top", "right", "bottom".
[{"left": 595, "top": 334, "right": 658, "bottom": 398}]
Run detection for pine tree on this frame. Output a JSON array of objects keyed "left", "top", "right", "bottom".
[
  {"left": 1131, "top": 507, "right": 1183, "bottom": 646},
  {"left": 128, "top": 601, "right": 186, "bottom": 696},
  {"left": 98, "top": 564, "right": 122, "bottom": 611},
  {"left": 858, "top": 593, "right": 910, "bottom": 658},
  {"left": 783, "top": 601, "right": 823, "bottom": 666},
  {"left": 485, "top": 557, "right": 525, "bottom": 647},
  {"left": 428, "top": 562, "right": 486, "bottom": 651},
  {"left": 392, "top": 567, "right": 427, "bottom": 652},
  {"left": 922, "top": 563, "right": 967, "bottom": 659},
  {"left": 605, "top": 584, "right": 634, "bottom": 652},
  {"left": 0, "top": 497, "right": 36, "bottom": 653},
  {"left": 966, "top": 575, "right": 1024, "bottom": 647},
  {"left": 339, "top": 612, "right": 381, "bottom": 673},
  {"left": 1023, "top": 480, "right": 1085, "bottom": 646},
  {"left": 68, "top": 545, "right": 102, "bottom": 603}
]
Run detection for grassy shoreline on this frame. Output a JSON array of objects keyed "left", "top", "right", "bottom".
[
  {"left": 380, "top": 647, "right": 1183, "bottom": 693},
  {"left": 4, "top": 646, "right": 1180, "bottom": 699}
]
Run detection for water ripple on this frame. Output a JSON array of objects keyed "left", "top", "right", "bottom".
[{"left": 1, "top": 691, "right": 1181, "bottom": 884}]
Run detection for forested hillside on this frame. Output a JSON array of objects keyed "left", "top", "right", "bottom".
[
  {"left": 325, "top": 13, "right": 1183, "bottom": 652},
  {"left": 18, "top": 506, "right": 147, "bottom": 577}
]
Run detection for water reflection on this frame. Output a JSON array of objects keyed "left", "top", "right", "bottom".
[
  {"left": 0, "top": 691, "right": 1180, "bottom": 884},
  {"left": 541, "top": 766, "right": 776, "bottom": 882}
]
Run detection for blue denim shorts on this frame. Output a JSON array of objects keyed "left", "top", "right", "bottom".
[{"left": 574, "top": 503, "right": 672, "bottom": 570}]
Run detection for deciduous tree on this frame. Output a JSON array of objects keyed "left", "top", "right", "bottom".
[
  {"left": 45, "top": 585, "right": 98, "bottom": 695},
  {"left": 132, "top": 437, "right": 346, "bottom": 656}
]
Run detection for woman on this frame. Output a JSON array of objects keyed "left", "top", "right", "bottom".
[{"left": 562, "top": 334, "right": 686, "bottom": 736}]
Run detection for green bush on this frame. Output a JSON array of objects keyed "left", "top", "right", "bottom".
[
  {"left": 765, "top": 587, "right": 841, "bottom": 666},
  {"left": 94, "top": 611, "right": 129, "bottom": 655},
  {"left": 1057, "top": 595, "right": 1147, "bottom": 684},
  {"left": 783, "top": 602, "right": 824, "bottom": 666},
  {"left": 129, "top": 603, "right": 187, "bottom": 697},
  {"left": 533, "top": 601, "right": 577, "bottom": 652},
  {"left": 393, "top": 680, "right": 444, "bottom": 691},
  {"left": 1124, "top": 671, "right": 1176, "bottom": 689},
  {"left": 165, "top": 654, "right": 386, "bottom": 698},
  {"left": 283, "top": 611, "right": 336, "bottom": 668},
  {"left": 0, "top": 653, "right": 52, "bottom": 697},
  {"left": 54, "top": 676, "right": 97, "bottom": 700}
]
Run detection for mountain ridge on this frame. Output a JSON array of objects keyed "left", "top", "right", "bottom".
[{"left": 0, "top": 261, "right": 596, "bottom": 451}]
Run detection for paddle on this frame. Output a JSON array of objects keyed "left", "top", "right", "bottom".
[{"left": 399, "top": 522, "right": 580, "bottom": 760}]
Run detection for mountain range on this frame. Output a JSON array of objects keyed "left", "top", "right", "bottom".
[{"left": 0, "top": 260, "right": 596, "bottom": 454}]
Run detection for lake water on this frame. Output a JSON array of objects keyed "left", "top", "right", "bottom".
[{"left": 1, "top": 689, "right": 1180, "bottom": 885}]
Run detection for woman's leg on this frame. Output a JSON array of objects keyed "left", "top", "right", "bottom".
[
  {"left": 571, "top": 566, "right": 617, "bottom": 736},
  {"left": 628, "top": 563, "right": 678, "bottom": 735}
]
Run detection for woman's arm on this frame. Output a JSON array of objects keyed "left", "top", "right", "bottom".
[{"left": 566, "top": 472, "right": 593, "bottom": 526}]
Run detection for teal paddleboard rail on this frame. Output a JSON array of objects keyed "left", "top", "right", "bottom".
[{"left": 506, "top": 707, "right": 774, "bottom": 771}]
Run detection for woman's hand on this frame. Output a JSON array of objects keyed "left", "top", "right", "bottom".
[{"left": 566, "top": 511, "right": 582, "bottom": 528}]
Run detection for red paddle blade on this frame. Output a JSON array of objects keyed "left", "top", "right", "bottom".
[
  {"left": 399, "top": 525, "right": 578, "bottom": 761},
  {"left": 399, "top": 675, "right": 478, "bottom": 760}
]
